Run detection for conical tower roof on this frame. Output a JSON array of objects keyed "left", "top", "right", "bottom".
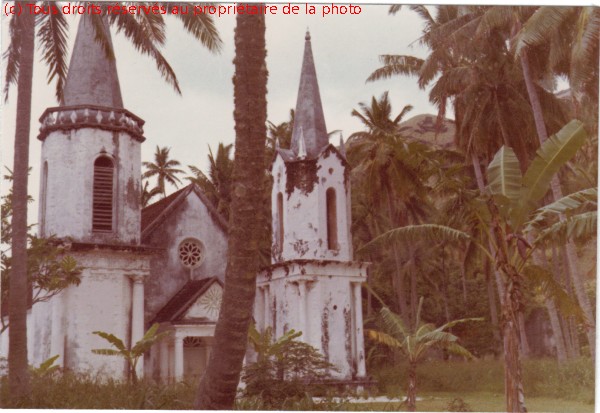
[
  {"left": 290, "top": 31, "right": 328, "bottom": 159},
  {"left": 62, "top": 15, "right": 123, "bottom": 108}
]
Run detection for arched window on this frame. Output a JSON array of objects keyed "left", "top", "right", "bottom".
[
  {"left": 40, "top": 161, "right": 48, "bottom": 235},
  {"left": 92, "top": 156, "right": 114, "bottom": 231},
  {"left": 277, "top": 192, "right": 284, "bottom": 248},
  {"left": 326, "top": 188, "right": 337, "bottom": 250}
]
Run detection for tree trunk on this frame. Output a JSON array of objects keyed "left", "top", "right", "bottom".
[
  {"left": 520, "top": 48, "right": 595, "bottom": 360},
  {"left": 194, "top": 10, "right": 267, "bottom": 409},
  {"left": 8, "top": 7, "right": 35, "bottom": 405},
  {"left": 406, "top": 360, "right": 418, "bottom": 412},
  {"left": 485, "top": 259, "right": 502, "bottom": 351},
  {"left": 537, "top": 247, "right": 568, "bottom": 363}
]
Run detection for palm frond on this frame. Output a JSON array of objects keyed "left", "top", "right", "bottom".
[
  {"left": 359, "top": 224, "right": 473, "bottom": 256},
  {"left": 108, "top": 12, "right": 181, "bottom": 94},
  {"left": 515, "top": 7, "right": 575, "bottom": 55},
  {"left": 3, "top": 14, "right": 23, "bottom": 102},
  {"left": 170, "top": 4, "right": 223, "bottom": 53},
  {"left": 366, "top": 55, "right": 423, "bottom": 83},
  {"left": 36, "top": 6, "right": 69, "bottom": 102}
]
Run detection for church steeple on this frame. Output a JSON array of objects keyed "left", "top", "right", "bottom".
[
  {"left": 290, "top": 31, "right": 328, "bottom": 159},
  {"left": 62, "top": 15, "right": 123, "bottom": 108}
]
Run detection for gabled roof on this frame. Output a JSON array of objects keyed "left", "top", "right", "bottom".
[
  {"left": 141, "top": 184, "right": 228, "bottom": 240},
  {"left": 151, "top": 277, "right": 222, "bottom": 324}
]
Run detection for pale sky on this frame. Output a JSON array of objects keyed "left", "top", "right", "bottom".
[{"left": 1, "top": 3, "right": 438, "bottom": 226}]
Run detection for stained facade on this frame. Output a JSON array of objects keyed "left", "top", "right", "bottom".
[{"left": 0, "top": 18, "right": 367, "bottom": 384}]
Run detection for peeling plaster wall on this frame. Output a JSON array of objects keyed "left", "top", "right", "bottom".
[
  {"left": 143, "top": 194, "right": 228, "bottom": 323},
  {"left": 271, "top": 150, "right": 352, "bottom": 264},
  {"left": 39, "top": 128, "right": 142, "bottom": 244},
  {"left": 28, "top": 249, "right": 150, "bottom": 378},
  {"left": 256, "top": 261, "right": 367, "bottom": 380}
]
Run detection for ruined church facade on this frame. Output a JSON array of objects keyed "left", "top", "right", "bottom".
[{"left": 0, "top": 17, "right": 367, "bottom": 384}]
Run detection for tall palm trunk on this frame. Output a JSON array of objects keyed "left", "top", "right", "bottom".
[
  {"left": 520, "top": 48, "right": 595, "bottom": 360},
  {"left": 406, "top": 360, "right": 418, "bottom": 412},
  {"left": 8, "top": 7, "right": 35, "bottom": 404},
  {"left": 194, "top": 9, "right": 267, "bottom": 409}
]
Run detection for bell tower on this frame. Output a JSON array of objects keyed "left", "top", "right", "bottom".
[
  {"left": 255, "top": 32, "right": 368, "bottom": 383},
  {"left": 38, "top": 15, "right": 145, "bottom": 245},
  {"left": 31, "top": 15, "right": 150, "bottom": 380}
]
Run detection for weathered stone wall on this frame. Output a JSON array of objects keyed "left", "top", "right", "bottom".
[
  {"left": 27, "top": 249, "right": 150, "bottom": 378},
  {"left": 271, "top": 148, "right": 352, "bottom": 263},
  {"left": 143, "top": 193, "right": 228, "bottom": 323},
  {"left": 39, "top": 127, "right": 142, "bottom": 245},
  {"left": 256, "top": 261, "right": 367, "bottom": 380}
]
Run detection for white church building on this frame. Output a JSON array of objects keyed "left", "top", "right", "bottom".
[{"left": 1, "top": 16, "right": 368, "bottom": 385}]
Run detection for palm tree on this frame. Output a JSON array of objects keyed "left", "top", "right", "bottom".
[
  {"left": 367, "top": 296, "right": 479, "bottom": 412},
  {"left": 194, "top": 10, "right": 268, "bottom": 409},
  {"left": 347, "top": 92, "right": 434, "bottom": 325},
  {"left": 3, "top": 6, "right": 222, "bottom": 402},
  {"left": 141, "top": 180, "right": 161, "bottom": 207},
  {"left": 5, "top": 5, "right": 35, "bottom": 402},
  {"left": 142, "top": 146, "right": 185, "bottom": 198},
  {"left": 187, "top": 143, "right": 234, "bottom": 220}
]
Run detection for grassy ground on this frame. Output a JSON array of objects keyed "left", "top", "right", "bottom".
[
  {"left": 1, "top": 358, "right": 594, "bottom": 410},
  {"left": 348, "top": 393, "right": 594, "bottom": 412}
]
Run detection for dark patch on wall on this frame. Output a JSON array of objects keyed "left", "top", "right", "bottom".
[
  {"left": 292, "top": 239, "right": 309, "bottom": 257},
  {"left": 126, "top": 177, "right": 140, "bottom": 212},
  {"left": 321, "top": 307, "right": 330, "bottom": 361},
  {"left": 344, "top": 306, "right": 356, "bottom": 377},
  {"left": 285, "top": 159, "right": 319, "bottom": 198}
]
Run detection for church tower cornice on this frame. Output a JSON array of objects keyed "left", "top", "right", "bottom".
[{"left": 37, "top": 15, "right": 145, "bottom": 141}]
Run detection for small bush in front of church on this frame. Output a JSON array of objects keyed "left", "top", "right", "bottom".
[{"left": 241, "top": 327, "right": 336, "bottom": 408}]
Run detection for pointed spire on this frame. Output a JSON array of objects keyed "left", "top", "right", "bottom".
[
  {"left": 339, "top": 133, "right": 346, "bottom": 158},
  {"left": 290, "top": 31, "right": 328, "bottom": 159},
  {"left": 62, "top": 15, "right": 123, "bottom": 108}
]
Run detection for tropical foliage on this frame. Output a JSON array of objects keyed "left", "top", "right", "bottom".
[
  {"left": 367, "top": 297, "right": 479, "bottom": 411},
  {"left": 92, "top": 323, "right": 170, "bottom": 384}
]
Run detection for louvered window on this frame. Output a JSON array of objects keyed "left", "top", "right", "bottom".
[{"left": 93, "top": 156, "right": 114, "bottom": 232}]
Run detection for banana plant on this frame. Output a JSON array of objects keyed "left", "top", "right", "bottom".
[
  {"left": 360, "top": 120, "right": 589, "bottom": 413},
  {"left": 92, "top": 323, "right": 170, "bottom": 384},
  {"left": 367, "top": 295, "right": 480, "bottom": 412}
]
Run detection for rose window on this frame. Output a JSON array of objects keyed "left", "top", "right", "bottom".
[{"left": 178, "top": 238, "right": 205, "bottom": 268}]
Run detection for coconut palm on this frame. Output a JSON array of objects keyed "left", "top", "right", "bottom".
[
  {"left": 194, "top": 11, "right": 268, "bottom": 409},
  {"left": 367, "top": 296, "right": 479, "bottom": 412},
  {"left": 3, "top": 6, "right": 221, "bottom": 401},
  {"left": 142, "top": 146, "right": 185, "bottom": 198},
  {"left": 347, "top": 92, "right": 433, "bottom": 325}
]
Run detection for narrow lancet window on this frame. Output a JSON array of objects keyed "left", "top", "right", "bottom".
[
  {"left": 326, "top": 188, "right": 337, "bottom": 250},
  {"left": 93, "top": 156, "right": 114, "bottom": 231},
  {"left": 40, "top": 161, "right": 48, "bottom": 235},
  {"left": 277, "top": 192, "right": 284, "bottom": 248}
]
